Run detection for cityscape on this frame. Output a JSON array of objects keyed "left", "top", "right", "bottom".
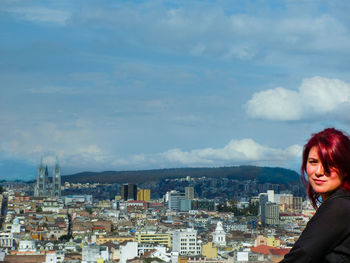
[
  {"left": 2, "top": 0, "right": 350, "bottom": 262},
  {"left": 0, "top": 161, "right": 311, "bottom": 263}
]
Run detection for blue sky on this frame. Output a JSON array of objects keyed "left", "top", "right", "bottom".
[{"left": 1, "top": 0, "right": 350, "bottom": 180}]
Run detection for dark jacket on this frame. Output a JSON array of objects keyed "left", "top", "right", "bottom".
[{"left": 281, "top": 188, "right": 350, "bottom": 263}]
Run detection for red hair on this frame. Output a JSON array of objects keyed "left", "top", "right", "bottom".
[{"left": 301, "top": 128, "right": 350, "bottom": 209}]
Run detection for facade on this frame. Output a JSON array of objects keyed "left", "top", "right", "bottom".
[
  {"left": 34, "top": 161, "right": 61, "bottom": 198},
  {"left": 172, "top": 228, "right": 202, "bottom": 256},
  {"left": 135, "top": 231, "right": 171, "bottom": 247},
  {"left": 121, "top": 183, "right": 137, "bottom": 201},
  {"left": 264, "top": 203, "right": 280, "bottom": 226}
]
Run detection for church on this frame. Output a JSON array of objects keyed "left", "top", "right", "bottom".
[{"left": 34, "top": 161, "right": 61, "bottom": 198}]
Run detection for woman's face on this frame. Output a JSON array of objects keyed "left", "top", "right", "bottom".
[{"left": 307, "top": 146, "right": 343, "bottom": 200}]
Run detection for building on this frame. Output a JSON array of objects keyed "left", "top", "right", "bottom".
[
  {"left": 137, "top": 189, "right": 151, "bottom": 202},
  {"left": 191, "top": 199, "right": 215, "bottom": 211},
  {"left": 0, "top": 232, "right": 14, "bottom": 248},
  {"left": 120, "top": 242, "right": 138, "bottom": 263},
  {"left": 202, "top": 242, "right": 218, "bottom": 259},
  {"left": 264, "top": 203, "right": 280, "bottom": 226},
  {"left": 135, "top": 231, "right": 171, "bottom": 247},
  {"left": 185, "top": 186, "right": 194, "bottom": 200},
  {"left": 121, "top": 183, "right": 137, "bottom": 201},
  {"left": 212, "top": 221, "right": 226, "bottom": 247},
  {"left": 34, "top": 160, "right": 61, "bottom": 198},
  {"left": 172, "top": 228, "right": 202, "bottom": 256},
  {"left": 180, "top": 199, "right": 192, "bottom": 211},
  {"left": 167, "top": 190, "right": 185, "bottom": 211},
  {"left": 82, "top": 245, "right": 109, "bottom": 263},
  {"left": 293, "top": 196, "right": 303, "bottom": 211}
]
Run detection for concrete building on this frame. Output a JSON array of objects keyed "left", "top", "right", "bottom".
[
  {"left": 172, "top": 228, "right": 202, "bottom": 256},
  {"left": 265, "top": 203, "right": 280, "bottom": 226}
]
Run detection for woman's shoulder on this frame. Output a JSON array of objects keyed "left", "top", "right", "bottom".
[{"left": 320, "top": 189, "right": 350, "bottom": 214}]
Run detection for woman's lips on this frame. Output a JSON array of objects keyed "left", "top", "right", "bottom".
[{"left": 313, "top": 178, "right": 326, "bottom": 184}]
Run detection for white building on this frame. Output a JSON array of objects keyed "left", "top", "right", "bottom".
[
  {"left": 0, "top": 232, "right": 14, "bottom": 248},
  {"left": 172, "top": 228, "right": 202, "bottom": 256},
  {"left": 10, "top": 217, "right": 21, "bottom": 233},
  {"left": 120, "top": 242, "right": 138, "bottom": 263},
  {"left": 19, "top": 239, "right": 36, "bottom": 252},
  {"left": 212, "top": 221, "right": 226, "bottom": 247},
  {"left": 82, "top": 245, "right": 109, "bottom": 263},
  {"left": 150, "top": 247, "right": 178, "bottom": 263}
]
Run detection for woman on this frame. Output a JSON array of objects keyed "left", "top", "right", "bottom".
[{"left": 281, "top": 128, "right": 350, "bottom": 263}]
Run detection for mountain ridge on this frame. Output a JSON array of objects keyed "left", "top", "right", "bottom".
[{"left": 61, "top": 165, "right": 301, "bottom": 185}]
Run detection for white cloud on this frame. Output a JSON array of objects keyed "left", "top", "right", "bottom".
[
  {"left": 107, "top": 139, "right": 303, "bottom": 169},
  {"left": 161, "top": 139, "right": 302, "bottom": 166},
  {"left": 7, "top": 7, "right": 71, "bottom": 25},
  {"left": 245, "top": 76, "right": 350, "bottom": 121}
]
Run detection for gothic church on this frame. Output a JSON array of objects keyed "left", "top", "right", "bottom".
[{"left": 34, "top": 161, "right": 61, "bottom": 198}]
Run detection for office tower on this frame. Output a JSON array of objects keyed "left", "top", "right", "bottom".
[
  {"left": 167, "top": 190, "right": 185, "bottom": 210},
  {"left": 121, "top": 183, "right": 137, "bottom": 201},
  {"left": 137, "top": 189, "right": 151, "bottom": 202},
  {"left": 185, "top": 186, "right": 194, "bottom": 200},
  {"left": 259, "top": 193, "right": 268, "bottom": 217}
]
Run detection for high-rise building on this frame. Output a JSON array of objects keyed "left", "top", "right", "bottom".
[
  {"left": 137, "top": 189, "right": 151, "bottom": 202},
  {"left": 34, "top": 160, "right": 61, "bottom": 198},
  {"left": 185, "top": 186, "right": 194, "bottom": 200},
  {"left": 121, "top": 183, "right": 137, "bottom": 201},
  {"left": 264, "top": 202, "right": 280, "bottom": 226},
  {"left": 167, "top": 190, "right": 185, "bottom": 210},
  {"left": 293, "top": 196, "right": 303, "bottom": 211}
]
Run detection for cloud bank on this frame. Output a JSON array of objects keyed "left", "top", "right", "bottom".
[{"left": 245, "top": 76, "right": 350, "bottom": 121}]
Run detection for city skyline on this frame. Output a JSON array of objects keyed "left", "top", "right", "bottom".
[{"left": 1, "top": 0, "right": 350, "bottom": 180}]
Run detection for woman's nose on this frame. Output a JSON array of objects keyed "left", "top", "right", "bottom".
[{"left": 315, "top": 164, "right": 324, "bottom": 176}]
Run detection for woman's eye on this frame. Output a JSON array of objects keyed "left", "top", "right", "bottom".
[{"left": 308, "top": 159, "right": 318, "bottom": 164}]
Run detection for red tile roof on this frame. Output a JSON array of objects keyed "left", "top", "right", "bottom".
[{"left": 250, "top": 245, "right": 275, "bottom": 255}]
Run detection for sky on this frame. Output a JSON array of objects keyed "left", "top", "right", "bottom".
[{"left": 1, "top": 0, "right": 350, "bottom": 181}]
